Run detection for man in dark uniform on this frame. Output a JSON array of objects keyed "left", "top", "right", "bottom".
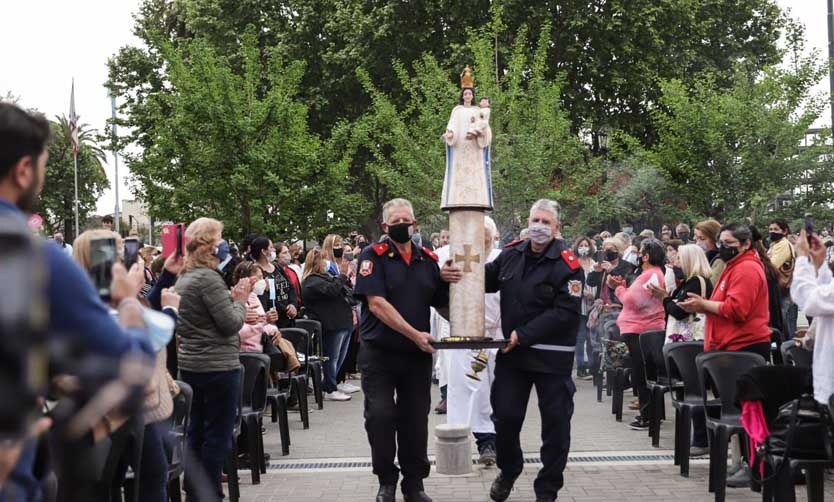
[
  {"left": 353, "top": 198, "right": 460, "bottom": 502},
  {"left": 484, "top": 199, "right": 583, "bottom": 502}
]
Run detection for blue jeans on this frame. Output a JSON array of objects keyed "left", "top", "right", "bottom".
[
  {"left": 575, "top": 315, "right": 590, "bottom": 368},
  {"left": 323, "top": 329, "right": 351, "bottom": 393},
  {"left": 0, "top": 440, "right": 40, "bottom": 502},
  {"left": 780, "top": 296, "right": 796, "bottom": 340},
  {"left": 181, "top": 369, "right": 240, "bottom": 501},
  {"left": 474, "top": 432, "right": 496, "bottom": 452}
]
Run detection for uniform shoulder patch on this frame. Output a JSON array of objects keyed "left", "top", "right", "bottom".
[
  {"left": 359, "top": 260, "right": 374, "bottom": 277},
  {"left": 372, "top": 242, "right": 389, "bottom": 256},
  {"left": 504, "top": 239, "right": 523, "bottom": 248},
  {"left": 561, "top": 249, "right": 581, "bottom": 270},
  {"left": 568, "top": 280, "right": 583, "bottom": 297},
  {"left": 422, "top": 246, "right": 438, "bottom": 261}
]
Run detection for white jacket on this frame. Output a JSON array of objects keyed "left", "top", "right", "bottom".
[{"left": 790, "top": 256, "right": 834, "bottom": 404}]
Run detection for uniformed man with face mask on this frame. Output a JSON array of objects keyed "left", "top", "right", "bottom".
[
  {"left": 452, "top": 199, "right": 583, "bottom": 502},
  {"left": 353, "top": 198, "right": 461, "bottom": 502}
]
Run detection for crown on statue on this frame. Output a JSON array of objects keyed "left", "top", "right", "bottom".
[{"left": 460, "top": 66, "right": 474, "bottom": 89}]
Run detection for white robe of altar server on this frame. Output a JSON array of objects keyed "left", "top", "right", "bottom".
[{"left": 443, "top": 247, "right": 502, "bottom": 433}]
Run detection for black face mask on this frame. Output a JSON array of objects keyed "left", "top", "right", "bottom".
[
  {"left": 718, "top": 243, "right": 740, "bottom": 263},
  {"left": 605, "top": 249, "right": 619, "bottom": 262},
  {"left": 333, "top": 247, "right": 344, "bottom": 259},
  {"left": 769, "top": 232, "right": 783, "bottom": 243},
  {"left": 678, "top": 233, "right": 689, "bottom": 241},
  {"left": 388, "top": 223, "right": 413, "bottom": 244}
]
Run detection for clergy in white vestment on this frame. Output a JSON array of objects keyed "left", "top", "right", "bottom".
[{"left": 446, "top": 216, "right": 502, "bottom": 465}]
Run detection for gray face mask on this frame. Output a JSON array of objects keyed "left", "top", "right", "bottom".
[{"left": 528, "top": 223, "right": 553, "bottom": 245}]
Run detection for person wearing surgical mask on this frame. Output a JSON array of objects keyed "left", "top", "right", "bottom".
[
  {"left": 233, "top": 261, "right": 282, "bottom": 353},
  {"left": 571, "top": 237, "right": 597, "bottom": 379},
  {"left": 251, "top": 236, "right": 299, "bottom": 328}
]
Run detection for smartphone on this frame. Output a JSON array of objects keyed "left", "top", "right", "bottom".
[
  {"left": 594, "top": 250, "right": 606, "bottom": 263},
  {"left": 124, "top": 237, "right": 140, "bottom": 269},
  {"left": 805, "top": 213, "right": 814, "bottom": 244},
  {"left": 161, "top": 223, "right": 185, "bottom": 257},
  {"left": 90, "top": 237, "right": 116, "bottom": 300}
]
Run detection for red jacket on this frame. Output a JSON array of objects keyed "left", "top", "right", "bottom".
[{"left": 705, "top": 249, "right": 771, "bottom": 351}]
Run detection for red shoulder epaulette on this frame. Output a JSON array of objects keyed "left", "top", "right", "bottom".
[
  {"left": 372, "top": 242, "right": 389, "bottom": 256},
  {"left": 504, "top": 239, "right": 523, "bottom": 248},
  {"left": 422, "top": 246, "right": 438, "bottom": 261},
  {"left": 561, "top": 249, "right": 581, "bottom": 270}
]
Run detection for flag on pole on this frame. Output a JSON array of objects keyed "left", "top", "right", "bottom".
[{"left": 69, "top": 80, "right": 79, "bottom": 158}]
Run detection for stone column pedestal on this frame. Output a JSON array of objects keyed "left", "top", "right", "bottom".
[{"left": 434, "top": 423, "right": 472, "bottom": 475}]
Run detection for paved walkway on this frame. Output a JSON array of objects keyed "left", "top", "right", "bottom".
[{"left": 235, "top": 374, "right": 833, "bottom": 501}]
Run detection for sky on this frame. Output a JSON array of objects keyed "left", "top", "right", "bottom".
[{"left": 0, "top": 0, "right": 830, "bottom": 215}]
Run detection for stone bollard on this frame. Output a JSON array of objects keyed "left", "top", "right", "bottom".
[{"left": 434, "top": 424, "right": 472, "bottom": 475}]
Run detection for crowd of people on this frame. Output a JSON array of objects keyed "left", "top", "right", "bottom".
[{"left": 2, "top": 99, "right": 834, "bottom": 502}]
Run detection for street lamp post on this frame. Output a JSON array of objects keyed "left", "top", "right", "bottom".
[{"left": 828, "top": 0, "right": 834, "bottom": 139}]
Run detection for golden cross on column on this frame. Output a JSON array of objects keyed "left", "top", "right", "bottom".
[{"left": 455, "top": 244, "right": 481, "bottom": 273}]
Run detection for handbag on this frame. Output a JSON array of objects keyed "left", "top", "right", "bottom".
[
  {"left": 754, "top": 394, "right": 833, "bottom": 481},
  {"left": 261, "top": 333, "right": 282, "bottom": 357},
  {"left": 665, "top": 276, "right": 706, "bottom": 343},
  {"left": 601, "top": 339, "right": 629, "bottom": 371}
]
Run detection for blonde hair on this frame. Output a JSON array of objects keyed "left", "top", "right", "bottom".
[
  {"left": 677, "top": 244, "right": 712, "bottom": 281},
  {"left": 72, "top": 229, "right": 122, "bottom": 272},
  {"left": 321, "top": 234, "right": 343, "bottom": 262},
  {"left": 603, "top": 237, "right": 626, "bottom": 254},
  {"left": 302, "top": 248, "right": 328, "bottom": 282},
  {"left": 695, "top": 219, "right": 721, "bottom": 245},
  {"left": 183, "top": 218, "right": 223, "bottom": 273},
  {"left": 139, "top": 245, "right": 156, "bottom": 265}
]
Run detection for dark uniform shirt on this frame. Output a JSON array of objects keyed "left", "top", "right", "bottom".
[
  {"left": 485, "top": 238, "right": 584, "bottom": 374},
  {"left": 354, "top": 241, "right": 449, "bottom": 353}
]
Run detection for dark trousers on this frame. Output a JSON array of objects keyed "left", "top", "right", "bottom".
[
  {"left": 181, "top": 369, "right": 240, "bottom": 501},
  {"left": 491, "top": 363, "right": 576, "bottom": 499},
  {"left": 112, "top": 422, "right": 169, "bottom": 502},
  {"left": 474, "top": 432, "right": 496, "bottom": 451},
  {"left": 623, "top": 333, "right": 650, "bottom": 418},
  {"left": 739, "top": 341, "right": 772, "bottom": 362},
  {"left": 359, "top": 343, "right": 432, "bottom": 493}
]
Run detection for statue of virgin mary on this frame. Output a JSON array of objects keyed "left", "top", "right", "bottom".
[{"left": 440, "top": 66, "right": 493, "bottom": 211}]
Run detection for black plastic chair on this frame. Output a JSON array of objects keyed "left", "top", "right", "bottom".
[
  {"left": 167, "top": 380, "right": 192, "bottom": 502},
  {"left": 696, "top": 351, "right": 767, "bottom": 502},
  {"left": 770, "top": 328, "right": 784, "bottom": 365},
  {"left": 294, "top": 318, "right": 323, "bottom": 359},
  {"left": 640, "top": 330, "right": 674, "bottom": 447},
  {"left": 239, "top": 353, "right": 270, "bottom": 485},
  {"left": 294, "top": 320, "right": 326, "bottom": 410},
  {"left": 225, "top": 365, "right": 243, "bottom": 502},
  {"left": 780, "top": 341, "right": 813, "bottom": 369},
  {"left": 281, "top": 327, "right": 315, "bottom": 425},
  {"left": 663, "top": 341, "right": 719, "bottom": 477}
]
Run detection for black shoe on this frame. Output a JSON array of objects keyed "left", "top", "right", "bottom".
[
  {"left": 376, "top": 485, "right": 396, "bottom": 502},
  {"left": 434, "top": 399, "right": 447, "bottom": 415},
  {"left": 490, "top": 472, "right": 515, "bottom": 502},
  {"left": 402, "top": 491, "right": 432, "bottom": 502},
  {"left": 628, "top": 417, "right": 649, "bottom": 431},
  {"left": 726, "top": 464, "right": 752, "bottom": 488},
  {"left": 478, "top": 444, "right": 497, "bottom": 466}
]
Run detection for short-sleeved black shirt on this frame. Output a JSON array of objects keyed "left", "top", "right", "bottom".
[{"left": 353, "top": 241, "right": 449, "bottom": 352}]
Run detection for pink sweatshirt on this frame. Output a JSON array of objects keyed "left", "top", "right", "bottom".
[
  {"left": 615, "top": 267, "right": 667, "bottom": 335},
  {"left": 239, "top": 293, "right": 279, "bottom": 353}
]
